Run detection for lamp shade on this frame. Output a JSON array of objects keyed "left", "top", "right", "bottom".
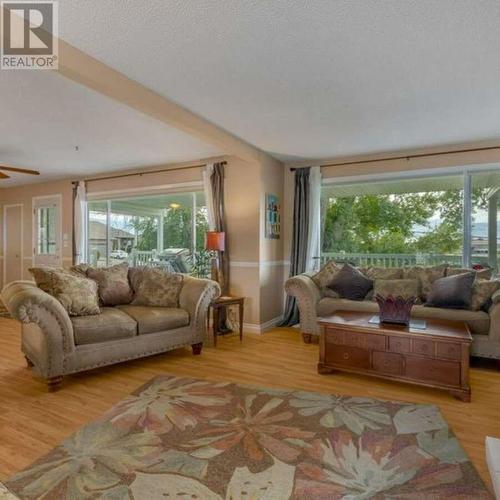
[{"left": 205, "top": 231, "right": 225, "bottom": 251}]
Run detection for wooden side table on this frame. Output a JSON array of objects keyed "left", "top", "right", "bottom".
[{"left": 208, "top": 296, "right": 245, "bottom": 346}]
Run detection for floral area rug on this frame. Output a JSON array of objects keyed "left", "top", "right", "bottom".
[{"left": 6, "top": 375, "right": 491, "bottom": 499}]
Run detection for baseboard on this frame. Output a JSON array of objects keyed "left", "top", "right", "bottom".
[{"left": 243, "top": 316, "right": 282, "bottom": 334}]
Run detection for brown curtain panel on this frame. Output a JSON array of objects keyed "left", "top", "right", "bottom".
[{"left": 210, "top": 163, "right": 230, "bottom": 331}]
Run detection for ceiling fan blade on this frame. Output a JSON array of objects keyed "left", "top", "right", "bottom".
[
  {"left": 0, "top": 165, "right": 40, "bottom": 175},
  {"left": 0, "top": 172, "right": 10, "bottom": 179}
]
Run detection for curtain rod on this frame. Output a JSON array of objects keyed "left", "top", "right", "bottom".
[
  {"left": 289, "top": 145, "right": 500, "bottom": 171},
  {"left": 72, "top": 161, "right": 227, "bottom": 185}
]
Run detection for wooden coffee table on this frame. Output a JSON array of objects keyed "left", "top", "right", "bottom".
[{"left": 318, "top": 311, "right": 472, "bottom": 401}]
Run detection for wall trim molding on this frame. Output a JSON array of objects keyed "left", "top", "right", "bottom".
[{"left": 243, "top": 315, "right": 282, "bottom": 334}]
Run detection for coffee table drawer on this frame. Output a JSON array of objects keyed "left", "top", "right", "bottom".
[
  {"left": 405, "top": 357, "right": 460, "bottom": 386},
  {"left": 388, "top": 336, "right": 411, "bottom": 353},
  {"left": 326, "top": 345, "right": 370, "bottom": 369},
  {"left": 373, "top": 351, "right": 403, "bottom": 375},
  {"left": 344, "top": 332, "right": 386, "bottom": 350},
  {"left": 325, "top": 328, "right": 345, "bottom": 345},
  {"left": 436, "top": 342, "right": 461, "bottom": 361},
  {"left": 412, "top": 338, "right": 434, "bottom": 358}
]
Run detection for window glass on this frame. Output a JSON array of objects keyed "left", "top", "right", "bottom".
[
  {"left": 88, "top": 201, "right": 108, "bottom": 267},
  {"left": 36, "top": 206, "right": 56, "bottom": 255},
  {"left": 321, "top": 175, "right": 464, "bottom": 268},
  {"left": 87, "top": 191, "right": 208, "bottom": 275}
]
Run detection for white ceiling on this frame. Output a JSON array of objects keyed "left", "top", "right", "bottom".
[
  {"left": 57, "top": 0, "right": 500, "bottom": 162},
  {"left": 0, "top": 70, "right": 220, "bottom": 186}
]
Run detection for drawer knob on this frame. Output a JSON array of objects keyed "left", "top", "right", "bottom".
[{"left": 343, "top": 353, "right": 350, "bottom": 360}]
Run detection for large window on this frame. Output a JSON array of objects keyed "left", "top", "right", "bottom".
[
  {"left": 321, "top": 170, "right": 499, "bottom": 271},
  {"left": 470, "top": 171, "right": 500, "bottom": 269},
  {"left": 87, "top": 191, "right": 209, "bottom": 275}
]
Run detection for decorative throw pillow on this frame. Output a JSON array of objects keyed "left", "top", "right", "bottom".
[
  {"left": 128, "top": 266, "right": 147, "bottom": 294},
  {"left": 470, "top": 279, "right": 500, "bottom": 311},
  {"left": 311, "top": 260, "right": 341, "bottom": 290},
  {"left": 87, "top": 262, "right": 133, "bottom": 306},
  {"left": 363, "top": 267, "right": 403, "bottom": 280},
  {"left": 446, "top": 267, "right": 493, "bottom": 280},
  {"left": 373, "top": 279, "right": 420, "bottom": 301},
  {"left": 131, "top": 268, "right": 184, "bottom": 307},
  {"left": 328, "top": 263, "right": 373, "bottom": 301},
  {"left": 29, "top": 267, "right": 100, "bottom": 316},
  {"left": 29, "top": 266, "right": 67, "bottom": 295},
  {"left": 70, "top": 263, "right": 91, "bottom": 277},
  {"left": 425, "top": 272, "right": 475, "bottom": 309},
  {"left": 403, "top": 265, "right": 447, "bottom": 301}
]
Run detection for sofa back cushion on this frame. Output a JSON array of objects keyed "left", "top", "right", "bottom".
[
  {"left": 363, "top": 267, "right": 403, "bottom": 280},
  {"left": 425, "top": 272, "right": 475, "bottom": 309},
  {"left": 328, "top": 263, "right": 373, "bottom": 301},
  {"left": 373, "top": 279, "right": 420, "bottom": 301},
  {"left": 130, "top": 267, "right": 184, "bottom": 307},
  {"left": 29, "top": 267, "right": 100, "bottom": 316},
  {"left": 402, "top": 265, "right": 447, "bottom": 301},
  {"left": 87, "top": 262, "right": 133, "bottom": 306}
]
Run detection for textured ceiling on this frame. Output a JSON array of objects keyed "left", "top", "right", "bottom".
[
  {"left": 0, "top": 70, "right": 220, "bottom": 186},
  {"left": 58, "top": 0, "right": 500, "bottom": 162}
]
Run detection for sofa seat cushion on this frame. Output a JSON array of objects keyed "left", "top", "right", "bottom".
[
  {"left": 117, "top": 305, "right": 189, "bottom": 334},
  {"left": 72, "top": 307, "right": 137, "bottom": 345},
  {"left": 317, "top": 298, "right": 490, "bottom": 335}
]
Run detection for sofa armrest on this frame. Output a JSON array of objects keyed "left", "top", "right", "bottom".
[
  {"left": 284, "top": 274, "right": 321, "bottom": 336},
  {"left": 1, "top": 281, "right": 75, "bottom": 354},
  {"left": 489, "top": 300, "right": 500, "bottom": 343},
  {"left": 179, "top": 276, "right": 221, "bottom": 343},
  {"left": 492, "top": 289, "right": 500, "bottom": 305}
]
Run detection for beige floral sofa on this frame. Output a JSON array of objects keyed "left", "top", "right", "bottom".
[
  {"left": 285, "top": 263, "right": 500, "bottom": 359},
  {"left": 1, "top": 265, "right": 220, "bottom": 390}
]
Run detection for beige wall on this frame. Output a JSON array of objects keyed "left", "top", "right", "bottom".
[{"left": 259, "top": 156, "right": 285, "bottom": 324}]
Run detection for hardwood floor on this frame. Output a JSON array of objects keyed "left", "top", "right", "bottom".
[{"left": 0, "top": 316, "right": 498, "bottom": 492}]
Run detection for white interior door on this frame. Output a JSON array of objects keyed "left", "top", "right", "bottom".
[
  {"left": 3, "top": 204, "right": 23, "bottom": 285},
  {"left": 33, "top": 196, "right": 61, "bottom": 268}
]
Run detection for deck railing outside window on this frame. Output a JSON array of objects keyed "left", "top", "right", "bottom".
[{"left": 318, "top": 252, "right": 488, "bottom": 268}]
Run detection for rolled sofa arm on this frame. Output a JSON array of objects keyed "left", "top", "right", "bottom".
[
  {"left": 1, "top": 281, "right": 75, "bottom": 377},
  {"left": 489, "top": 299, "right": 500, "bottom": 343},
  {"left": 179, "top": 276, "right": 221, "bottom": 345},
  {"left": 284, "top": 274, "right": 321, "bottom": 337}
]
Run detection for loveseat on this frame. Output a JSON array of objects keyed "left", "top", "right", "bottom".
[
  {"left": 1, "top": 271, "right": 220, "bottom": 390},
  {"left": 285, "top": 264, "right": 500, "bottom": 360}
]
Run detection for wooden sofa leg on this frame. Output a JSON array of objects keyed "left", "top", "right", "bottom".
[
  {"left": 302, "top": 333, "right": 312, "bottom": 344},
  {"left": 47, "top": 376, "right": 63, "bottom": 392},
  {"left": 191, "top": 343, "right": 203, "bottom": 355},
  {"left": 25, "top": 356, "right": 34, "bottom": 368}
]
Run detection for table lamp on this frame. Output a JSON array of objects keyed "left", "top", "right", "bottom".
[{"left": 205, "top": 231, "right": 225, "bottom": 284}]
